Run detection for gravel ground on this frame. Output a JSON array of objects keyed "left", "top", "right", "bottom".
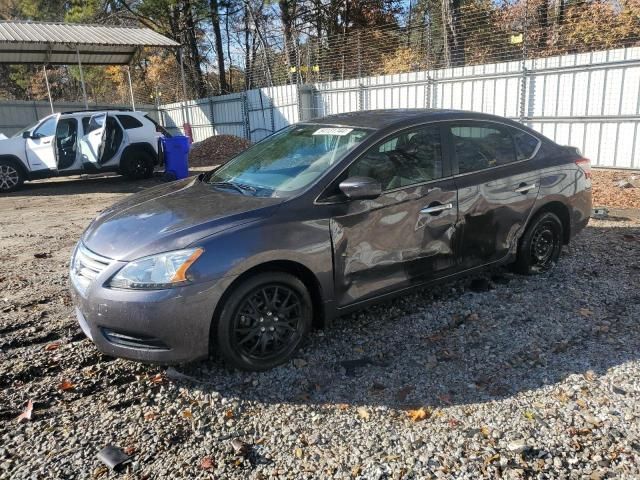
[{"left": 1, "top": 175, "right": 640, "bottom": 479}]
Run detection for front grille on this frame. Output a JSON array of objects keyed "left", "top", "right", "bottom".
[{"left": 71, "top": 243, "right": 111, "bottom": 293}]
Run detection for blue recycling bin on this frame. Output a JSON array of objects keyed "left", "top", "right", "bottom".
[{"left": 161, "top": 135, "right": 190, "bottom": 180}]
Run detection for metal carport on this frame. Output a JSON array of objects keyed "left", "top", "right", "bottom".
[{"left": 0, "top": 20, "right": 181, "bottom": 112}]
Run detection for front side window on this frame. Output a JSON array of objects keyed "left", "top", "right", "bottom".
[
  {"left": 32, "top": 117, "right": 57, "bottom": 138},
  {"left": 205, "top": 125, "right": 371, "bottom": 197},
  {"left": 347, "top": 125, "right": 444, "bottom": 191},
  {"left": 450, "top": 123, "right": 517, "bottom": 174}
]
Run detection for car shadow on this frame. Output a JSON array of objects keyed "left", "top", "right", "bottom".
[
  {"left": 5, "top": 168, "right": 212, "bottom": 198},
  {"left": 169, "top": 222, "right": 640, "bottom": 411}
]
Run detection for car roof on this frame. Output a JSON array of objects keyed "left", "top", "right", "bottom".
[
  {"left": 61, "top": 109, "right": 146, "bottom": 117},
  {"left": 303, "top": 109, "right": 524, "bottom": 131}
]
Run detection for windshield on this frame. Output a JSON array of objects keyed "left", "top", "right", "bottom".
[{"left": 205, "top": 124, "right": 371, "bottom": 197}]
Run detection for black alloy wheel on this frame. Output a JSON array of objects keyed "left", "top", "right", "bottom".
[{"left": 214, "top": 272, "right": 312, "bottom": 371}]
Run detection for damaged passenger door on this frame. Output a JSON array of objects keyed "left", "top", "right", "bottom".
[
  {"left": 79, "top": 112, "right": 107, "bottom": 168},
  {"left": 329, "top": 124, "right": 459, "bottom": 308}
]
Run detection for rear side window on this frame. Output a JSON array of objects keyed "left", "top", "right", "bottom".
[
  {"left": 81, "top": 117, "right": 91, "bottom": 133},
  {"left": 450, "top": 123, "right": 517, "bottom": 174},
  {"left": 116, "top": 115, "right": 143, "bottom": 130},
  {"left": 511, "top": 129, "right": 541, "bottom": 160}
]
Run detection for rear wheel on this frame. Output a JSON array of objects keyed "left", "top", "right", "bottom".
[
  {"left": 214, "top": 272, "right": 312, "bottom": 371},
  {"left": 514, "top": 211, "right": 564, "bottom": 274},
  {"left": 121, "top": 150, "right": 154, "bottom": 180},
  {"left": 0, "top": 160, "right": 24, "bottom": 193}
]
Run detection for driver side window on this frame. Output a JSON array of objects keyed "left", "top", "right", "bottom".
[
  {"left": 347, "top": 125, "right": 443, "bottom": 191},
  {"left": 32, "top": 117, "right": 57, "bottom": 138}
]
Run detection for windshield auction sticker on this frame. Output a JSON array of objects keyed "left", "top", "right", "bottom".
[{"left": 312, "top": 127, "right": 354, "bottom": 136}]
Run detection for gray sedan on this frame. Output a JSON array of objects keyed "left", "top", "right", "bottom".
[{"left": 70, "top": 109, "right": 592, "bottom": 370}]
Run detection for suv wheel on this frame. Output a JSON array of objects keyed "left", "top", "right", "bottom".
[
  {"left": 514, "top": 211, "right": 564, "bottom": 274},
  {"left": 122, "top": 150, "right": 154, "bottom": 180},
  {"left": 0, "top": 160, "right": 24, "bottom": 193},
  {"left": 214, "top": 272, "right": 312, "bottom": 371}
]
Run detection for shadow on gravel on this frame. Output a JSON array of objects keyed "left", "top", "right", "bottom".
[
  {"left": 173, "top": 224, "right": 640, "bottom": 411},
  {"left": 4, "top": 169, "right": 209, "bottom": 198}
]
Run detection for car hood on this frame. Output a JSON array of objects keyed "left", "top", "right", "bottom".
[{"left": 82, "top": 177, "right": 283, "bottom": 260}]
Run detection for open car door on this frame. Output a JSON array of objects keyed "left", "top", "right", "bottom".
[
  {"left": 26, "top": 113, "right": 60, "bottom": 172},
  {"left": 79, "top": 113, "right": 107, "bottom": 167}
]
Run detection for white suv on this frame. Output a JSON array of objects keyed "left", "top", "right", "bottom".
[{"left": 0, "top": 110, "right": 164, "bottom": 192}]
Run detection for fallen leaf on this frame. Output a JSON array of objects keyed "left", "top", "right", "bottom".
[
  {"left": 182, "top": 409, "right": 193, "bottom": 419},
  {"left": 356, "top": 407, "right": 370, "bottom": 421},
  {"left": 44, "top": 342, "right": 61, "bottom": 351},
  {"left": 150, "top": 373, "right": 165, "bottom": 384},
  {"left": 466, "top": 312, "right": 480, "bottom": 321},
  {"left": 385, "top": 454, "right": 400, "bottom": 462},
  {"left": 523, "top": 410, "right": 535, "bottom": 421},
  {"left": 144, "top": 411, "right": 157, "bottom": 421},
  {"left": 484, "top": 453, "right": 500, "bottom": 465},
  {"left": 351, "top": 465, "right": 362, "bottom": 477},
  {"left": 437, "top": 393, "right": 453, "bottom": 405},
  {"left": 337, "top": 403, "right": 349, "bottom": 411},
  {"left": 353, "top": 346, "right": 364, "bottom": 353},
  {"left": 407, "top": 407, "right": 429, "bottom": 422},
  {"left": 480, "top": 425, "right": 490, "bottom": 438},
  {"left": 58, "top": 379, "right": 75, "bottom": 391},
  {"left": 579, "top": 308, "right": 593, "bottom": 317},
  {"left": 200, "top": 456, "right": 215, "bottom": 470},
  {"left": 224, "top": 409, "right": 234, "bottom": 419},
  {"left": 294, "top": 447, "right": 303, "bottom": 459},
  {"left": 123, "top": 445, "right": 137, "bottom": 456},
  {"left": 448, "top": 418, "right": 461, "bottom": 428},
  {"left": 576, "top": 398, "right": 587, "bottom": 409},
  {"left": 16, "top": 400, "right": 33, "bottom": 423}
]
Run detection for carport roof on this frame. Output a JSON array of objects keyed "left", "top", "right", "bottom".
[{"left": 0, "top": 20, "right": 179, "bottom": 65}]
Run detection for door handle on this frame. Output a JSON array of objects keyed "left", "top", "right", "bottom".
[
  {"left": 420, "top": 202, "right": 454, "bottom": 215},
  {"left": 42, "top": 140, "right": 51, "bottom": 145},
  {"left": 514, "top": 183, "right": 536, "bottom": 194}
]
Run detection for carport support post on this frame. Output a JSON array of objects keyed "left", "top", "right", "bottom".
[
  {"left": 126, "top": 65, "right": 136, "bottom": 111},
  {"left": 43, "top": 65, "right": 54, "bottom": 114},
  {"left": 75, "top": 46, "right": 88, "bottom": 110}
]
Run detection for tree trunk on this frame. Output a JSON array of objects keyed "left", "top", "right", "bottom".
[
  {"left": 279, "top": 0, "right": 296, "bottom": 83},
  {"left": 210, "top": 0, "right": 229, "bottom": 94},
  {"left": 441, "top": 0, "right": 464, "bottom": 67},
  {"left": 183, "top": 0, "right": 206, "bottom": 98},
  {"left": 244, "top": 4, "right": 251, "bottom": 90}
]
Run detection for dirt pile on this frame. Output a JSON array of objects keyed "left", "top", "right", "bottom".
[
  {"left": 592, "top": 169, "right": 640, "bottom": 209},
  {"left": 188, "top": 135, "right": 251, "bottom": 167}
]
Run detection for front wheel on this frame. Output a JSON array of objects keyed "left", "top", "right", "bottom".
[
  {"left": 513, "top": 211, "right": 564, "bottom": 274},
  {"left": 214, "top": 272, "right": 312, "bottom": 371},
  {"left": 0, "top": 160, "right": 25, "bottom": 193}
]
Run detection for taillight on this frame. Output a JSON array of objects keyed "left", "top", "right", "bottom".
[{"left": 575, "top": 158, "right": 592, "bottom": 179}]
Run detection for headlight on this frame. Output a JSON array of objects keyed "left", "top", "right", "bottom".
[{"left": 108, "top": 248, "right": 203, "bottom": 289}]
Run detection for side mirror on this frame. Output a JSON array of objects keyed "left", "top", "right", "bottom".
[
  {"left": 339, "top": 176, "right": 382, "bottom": 200},
  {"left": 22, "top": 131, "right": 31, "bottom": 139}
]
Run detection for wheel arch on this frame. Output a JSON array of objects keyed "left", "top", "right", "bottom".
[
  {"left": 529, "top": 200, "right": 571, "bottom": 244},
  {"left": 211, "top": 260, "right": 326, "bottom": 335},
  {"left": 0, "top": 154, "right": 29, "bottom": 178},
  {"left": 121, "top": 142, "right": 158, "bottom": 166}
]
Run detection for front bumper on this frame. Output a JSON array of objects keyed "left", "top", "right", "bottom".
[{"left": 69, "top": 248, "right": 229, "bottom": 364}]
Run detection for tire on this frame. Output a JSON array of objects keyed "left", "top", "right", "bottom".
[
  {"left": 214, "top": 272, "right": 313, "bottom": 371},
  {"left": 513, "top": 211, "right": 564, "bottom": 275},
  {"left": 0, "top": 159, "right": 25, "bottom": 193},
  {"left": 121, "top": 150, "right": 155, "bottom": 180}
]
